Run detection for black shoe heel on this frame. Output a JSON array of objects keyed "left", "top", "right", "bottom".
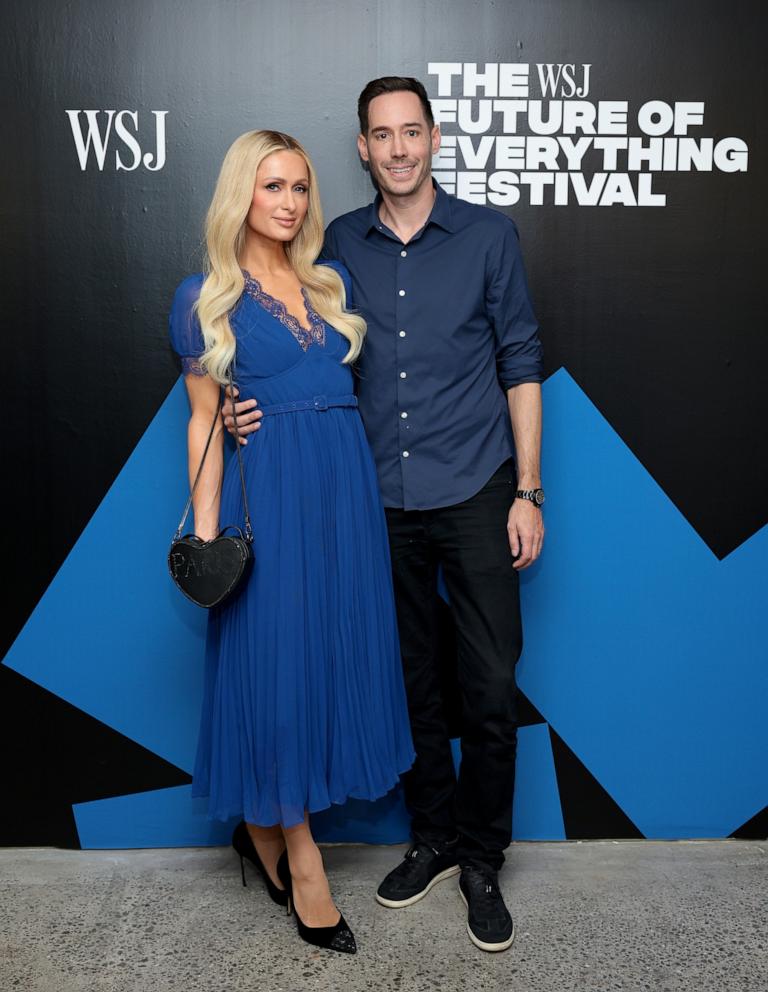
[
  {"left": 231, "top": 821, "right": 288, "bottom": 907},
  {"left": 280, "top": 854, "right": 294, "bottom": 917},
  {"left": 276, "top": 851, "right": 356, "bottom": 954},
  {"left": 277, "top": 851, "right": 293, "bottom": 916}
]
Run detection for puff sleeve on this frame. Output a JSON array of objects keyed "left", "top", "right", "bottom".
[{"left": 168, "top": 273, "right": 207, "bottom": 376}]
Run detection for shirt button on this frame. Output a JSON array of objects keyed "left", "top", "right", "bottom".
[
  {"left": 402, "top": 450, "right": 410, "bottom": 458},
  {"left": 399, "top": 371, "right": 407, "bottom": 379},
  {"left": 400, "top": 411, "right": 408, "bottom": 419},
  {"left": 400, "top": 250, "right": 407, "bottom": 258},
  {"left": 398, "top": 289, "right": 406, "bottom": 296},
  {"left": 399, "top": 330, "right": 406, "bottom": 337}
]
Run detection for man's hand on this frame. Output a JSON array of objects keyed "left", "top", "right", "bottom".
[
  {"left": 222, "top": 385, "right": 263, "bottom": 445},
  {"left": 507, "top": 498, "right": 544, "bottom": 570}
]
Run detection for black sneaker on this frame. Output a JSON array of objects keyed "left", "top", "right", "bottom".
[
  {"left": 376, "top": 842, "right": 460, "bottom": 908},
  {"left": 459, "top": 866, "right": 515, "bottom": 952}
]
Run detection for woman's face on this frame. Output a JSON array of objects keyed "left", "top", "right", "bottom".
[{"left": 246, "top": 150, "right": 310, "bottom": 243}]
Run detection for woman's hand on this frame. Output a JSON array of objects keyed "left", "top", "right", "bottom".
[
  {"left": 193, "top": 522, "right": 220, "bottom": 543},
  {"left": 222, "top": 384, "right": 263, "bottom": 445}
]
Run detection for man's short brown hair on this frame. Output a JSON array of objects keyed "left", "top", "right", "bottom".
[{"left": 357, "top": 76, "right": 434, "bottom": 135}]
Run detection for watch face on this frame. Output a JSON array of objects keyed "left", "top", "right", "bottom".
[{"left": 534, "top": 489, "right": 545, "bottom": 505}]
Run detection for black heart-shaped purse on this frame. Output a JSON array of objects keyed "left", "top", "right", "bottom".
[
  {"left": 168, "top": 367, "right": 254, "bottom": 609},
  {"left": 168, "top": 527, "right": 253, "bottom": 608}
]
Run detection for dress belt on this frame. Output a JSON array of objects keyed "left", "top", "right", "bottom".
[{"left": 258, "top": 393, "right": 358, "bottom": 417}]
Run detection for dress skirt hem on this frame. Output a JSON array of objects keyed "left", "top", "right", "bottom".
[{"left": 191, "top": 752, "right": 416, "bottom": 829}]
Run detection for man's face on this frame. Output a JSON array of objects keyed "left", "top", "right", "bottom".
[{"left": 358, "top": 90, "right": 440, "bottom": 199}]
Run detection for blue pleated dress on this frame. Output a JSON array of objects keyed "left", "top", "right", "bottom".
[{"left": 169, "top": 261, "right": 414, "bottom": 827}]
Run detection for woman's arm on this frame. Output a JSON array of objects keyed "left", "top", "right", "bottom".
[{"left": 184, "top": 372, "right": 224, "bottom": 541}]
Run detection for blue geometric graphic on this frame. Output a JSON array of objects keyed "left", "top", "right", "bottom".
[
  {"left": 512, "top": 724, "right": 566, "bottom": 841},
  {"left": 4, "top": 370, "right": 766, "bottom": 846},
  {"left": 74, "top": 785, "right": 235, "bottom": 849},
  {"left": 518, "top": 369, "right": 767, "bottom": 838},
  {"left": 5, "top": 380, "right": 207, "bottom": 775}
]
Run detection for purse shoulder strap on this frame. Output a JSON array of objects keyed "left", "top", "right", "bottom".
[{"left": 174, "top": 365, "right": 253, "bottom": 542}]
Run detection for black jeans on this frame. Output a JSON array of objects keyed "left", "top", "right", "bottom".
[{"left": 385, "top": 460, "right": 522, "bottom": 873}]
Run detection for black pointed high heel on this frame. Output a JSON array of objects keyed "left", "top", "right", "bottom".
[
  {"left": 231, "top": 821, "right": 289, "bottom": 908},
  {"left": 276, "top": 850, "right": 357, "bottom": 954}
]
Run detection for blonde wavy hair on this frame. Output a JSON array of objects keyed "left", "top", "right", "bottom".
[{"left": 195, "top": 130, "right": 366, "bottom": 382}]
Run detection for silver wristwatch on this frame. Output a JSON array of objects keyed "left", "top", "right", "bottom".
[{"left": 515, "top": 488, "right": 545, "bottom": 507}]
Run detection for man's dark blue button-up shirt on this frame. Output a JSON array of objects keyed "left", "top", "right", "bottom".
[{"left": 323, "top": 181, "right": 543, "bottom": 511}]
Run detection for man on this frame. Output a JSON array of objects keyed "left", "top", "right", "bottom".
[{"left": 227, "top": 77, "right": 544, "bottom": 953}]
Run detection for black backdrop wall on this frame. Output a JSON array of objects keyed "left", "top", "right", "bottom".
[{"left": 2, "top": 0, "right": 766, "bottom": 847}]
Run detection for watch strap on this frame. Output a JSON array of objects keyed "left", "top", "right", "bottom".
[{"left": 515, "top": 488, "right": 545, "bottom": 506}]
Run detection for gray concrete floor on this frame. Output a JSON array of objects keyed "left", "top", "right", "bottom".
[{"left": 0, "top": 841, "right": 765, "bottom": 992}]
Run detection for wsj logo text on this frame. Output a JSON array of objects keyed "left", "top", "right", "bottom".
[{"left": 65, "top": 110, "right": 167, "bottom": 171}]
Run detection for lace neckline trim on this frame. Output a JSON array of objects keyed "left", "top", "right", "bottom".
[{"left": 242, "top": 272, "right": 325, "bottom": 351}]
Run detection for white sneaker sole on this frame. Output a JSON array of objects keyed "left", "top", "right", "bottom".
[
  {"left": 459, "top": 889, "right": 515, "bottom": 952},
  {"left": 375, "top": 864, "right": 461, "bottom": 909}
]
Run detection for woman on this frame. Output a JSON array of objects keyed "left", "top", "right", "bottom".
[{"left": 169, "top": 130, "right": 414, "bottom": 955}]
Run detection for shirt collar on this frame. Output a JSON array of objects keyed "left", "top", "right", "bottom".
[{"left": 365, "top": 179, "right": 455, "bottom": 237}]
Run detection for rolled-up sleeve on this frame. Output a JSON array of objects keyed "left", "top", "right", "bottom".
[{"left": 485, "top": 219, "right": 544, "bottom": 390}]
